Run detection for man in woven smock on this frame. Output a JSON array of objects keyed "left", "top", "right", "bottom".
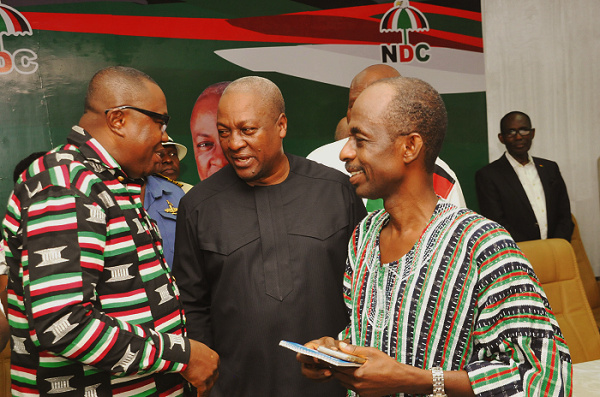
[{"left": 297, "top": 77, "right": 571, "bottom": 397}]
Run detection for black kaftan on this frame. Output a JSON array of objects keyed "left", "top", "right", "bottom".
[{"left": 173, "top": 154, "right": 366, "bottom": 396}]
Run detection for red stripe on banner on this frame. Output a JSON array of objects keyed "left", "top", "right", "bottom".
[
  {"left": 22, "top": 13, "right": 374, "bottom": 44},
  {"left": 291, "top": 3, "right": 481, "bottom": 22},
  {"left": 22, "top": 9, "right": 483, "bottom": 50}
]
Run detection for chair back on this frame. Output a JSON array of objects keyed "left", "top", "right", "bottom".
[
  {"left": 0, "top": 343, "right": 9, "bottom": 397},
  {"left": 570, "top": 214, "right": 600, "bottom": 328},
  {"left": 518, "top": 238, "right": 600, "bottom": 363}
]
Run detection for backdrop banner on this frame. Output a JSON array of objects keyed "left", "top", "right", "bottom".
[{"left": 0, "top": 0, "right": 485, "bottom": 215}]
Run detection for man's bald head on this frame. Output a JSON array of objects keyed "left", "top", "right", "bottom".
[
  {"left": 222, "top": 76, "right": 285, "bottom": 119},
  {"left": 217, "top": 76, "right": 289, "bottom": 186},
  {"left": 79, "top": 66, "right": 168, "bottom": 179},
  {"left": 84, "top": 66, "right": 158, "bottom": 114},
  {"left": 347, "top": 64, "right": 401, "bottom": 121},
  {"left": 335, "top": 117, "right": 349, "bottom": 141}
]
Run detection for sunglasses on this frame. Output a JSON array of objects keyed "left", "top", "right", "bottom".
[
  {"left": 105, "top": 105, "right": 170, "bottom": 132},
  {"left": 502, "top": 128, "right": 533, "bottom": 137}
]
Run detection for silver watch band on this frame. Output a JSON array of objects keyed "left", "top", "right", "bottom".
[{"left": 428, "top": 366, "right": 447, "bottom": 397}]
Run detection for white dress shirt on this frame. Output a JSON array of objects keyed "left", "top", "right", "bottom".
[
  {"left": 506, "top": 152, "right": 548, "bottom": 239},
  {"left": 307, "top": 138, "right": 467, "bottom": 208}
]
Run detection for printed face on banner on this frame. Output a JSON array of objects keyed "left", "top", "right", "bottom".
[{"left": 190, "top": 95, "right": 228, "bottom": 181}]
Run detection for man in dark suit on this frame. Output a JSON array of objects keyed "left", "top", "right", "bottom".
[{"left": 475, "top": 111, "right": 573, "bottom": 242}]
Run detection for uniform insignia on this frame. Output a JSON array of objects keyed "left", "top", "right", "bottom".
[
  {"left": 106, "top": 263, "right": 134, "bottom": 283},
  {"left": 164, "top": 200, "right": 177, "bottom": 215},
  {"left": 45, "top": 375, "right": 76, "bottom": 394},
  {"left": 35, "top": 246, "right": 69, "bottom": 267},
  {"left": 156, "top": 173, "right": 184, "bottom": 187}
]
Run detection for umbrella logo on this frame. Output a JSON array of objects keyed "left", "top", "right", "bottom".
[
  {"left": 379, "top": 0, "right": 431, "bottom": 64},
  {"left": 0, "top": 3, "right": 33, "bottom": 37},
  {"left": 0, "top": 1, "right": 38, "bottom": 75}
]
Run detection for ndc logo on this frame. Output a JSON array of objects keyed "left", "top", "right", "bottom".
[
  {"left": 0, "top": 1, "right": 38, "bottom": 75},
  {"left": 380, "top": 0, "right": 430, "bottom": 64}
]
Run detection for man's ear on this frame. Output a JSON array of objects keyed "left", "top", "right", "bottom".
[
  {"left": 498, "top": 133, "right": 505, "bottom": 145},
  {"left": 399, "top": 133, "right": 424, "bottom": 165},
  {"left": 277, "top": 113, "right": 287, "bottom": 139},
  {"left": 105, "top": 109, "right": 127, "bottom": 138}
]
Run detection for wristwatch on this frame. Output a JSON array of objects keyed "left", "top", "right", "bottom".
[{"left": 428, "top": 367, "right": 447, "bottom": 397}]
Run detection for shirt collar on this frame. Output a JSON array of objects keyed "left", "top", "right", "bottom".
[
  {"left": 505, "top": 151, "right": 534, "bottom": 169},
  {"left": 69, "top": 125, "right": 140, "bottom": 183},
  {"left": 145, "top": 175, "right": 179, "bottom": 200}
]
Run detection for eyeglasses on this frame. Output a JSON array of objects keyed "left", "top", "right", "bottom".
[
  {"left": 502, "top": 128, "right": 533, "bottom": 137},
  {"left": 105, "top": 105, "right": 170, "bottom": 132}
]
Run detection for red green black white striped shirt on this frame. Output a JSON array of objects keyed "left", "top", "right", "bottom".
[
  {"left": 340, "top": 202, "right": 571, "bottom": 397},
  {"left": 2, "top": 126, "right": 190, "bottom": 396}
]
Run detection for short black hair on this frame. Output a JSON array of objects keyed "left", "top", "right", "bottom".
[
  {"left": 380, "top": 77, "right": 447, "bottom": 174},
  {"left": 500, "top": 111, "right": 532, "bottom": 132}
]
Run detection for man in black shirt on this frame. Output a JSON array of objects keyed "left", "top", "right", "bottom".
[{"left": 173, "top": 76, "right": 366, "bottom": 396}]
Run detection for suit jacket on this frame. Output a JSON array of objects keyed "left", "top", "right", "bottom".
[{"left": 475, "top": 154, "right": 573, "bottom": 242}]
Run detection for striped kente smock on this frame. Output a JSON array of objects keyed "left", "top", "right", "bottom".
[
  {"left": 2, "top": 126, "right": 190, "bottom": 396},
  {"left": 340, "top": 201, "right": 571, "bottom": 397}
]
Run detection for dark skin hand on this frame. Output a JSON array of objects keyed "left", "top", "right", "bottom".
[
  {"left": 297, "top": 336, "right": 343, "bottom": 381},
  {"left": 297, "top": 337, "right": 475, "bottom": 397},
  {"left": 181, "top": 339, "right": 220, "bottom": 397}
]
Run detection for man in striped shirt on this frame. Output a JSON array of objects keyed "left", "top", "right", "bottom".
[
  {"left": 2, "top": 66, "right": 218, "bottom": 396},
  {"left": 298, "top": 77, "right": 571, "bottom": 396}
]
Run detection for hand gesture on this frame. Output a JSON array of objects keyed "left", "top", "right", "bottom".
[
  {"left": 332, "top": 342, "right": 427, "bottom": 397},
  {"left": 181, "top": 339, "right": 220, "bottom": 397},
  {"left": 296, "top": 336, "right": 343, "bottom": 382}
]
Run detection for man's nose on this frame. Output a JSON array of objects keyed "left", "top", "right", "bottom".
[
  {"left": 340, "top": 138, "right": 356, "bottom": 163},
  {"left": 228, "top": 131, "right": 247, "bottom": 150}
]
